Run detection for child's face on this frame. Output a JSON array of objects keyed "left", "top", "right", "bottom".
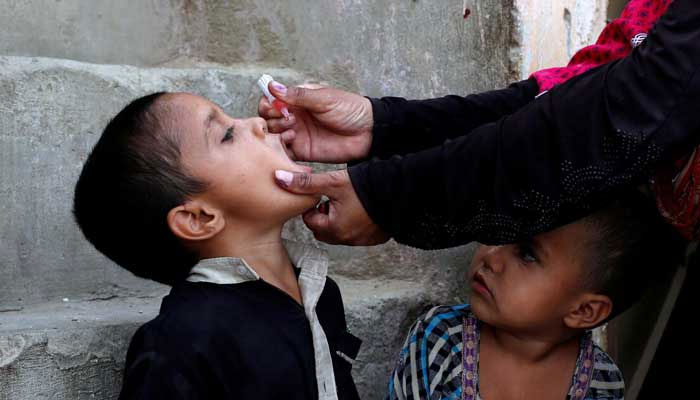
[
  {"left": 167, "top": 93, "right": 319, "bottom": 224},
  {"left": 468, "top": 221, "right": 594, "bottom": 333}
]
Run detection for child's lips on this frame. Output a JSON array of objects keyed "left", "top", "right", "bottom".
[{"left": 470, "top": 271, "right": 493, "bottom": 299}]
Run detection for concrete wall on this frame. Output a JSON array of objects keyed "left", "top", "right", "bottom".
[
  {"left": 0, "top": 0, "right": 202, "bottom": 67},
  {"left": 0, "top": 0, "right": 518, "bottom": 96},
  {"left": 198, "top": 0, "right": 518, "bottom": 97},
  {"left": 512, "top": 0, "right": 608, "bottom": 79}
]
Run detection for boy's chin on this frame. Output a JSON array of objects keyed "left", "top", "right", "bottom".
[
  {"left": 276, "top": 192, "right": 322, "bottom": 220},
  {"left": 293, "top": 193, "right": 323, "bottom": 214}
]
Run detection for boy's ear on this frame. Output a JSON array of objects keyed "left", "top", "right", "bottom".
[
  {"left": 563, "top": 294, "right": 613, "bottom": 330},
  {"left": 167, "top": 201, "right": 225, "bottom": 242}
]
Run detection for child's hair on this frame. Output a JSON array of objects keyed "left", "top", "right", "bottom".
[
  {"left": 73, "top": 93, "right": 208, "bottom": 285},
  {"left": 580, "top": 189, "right": 687, "bottom": 321}
]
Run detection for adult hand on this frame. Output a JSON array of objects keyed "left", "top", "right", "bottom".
[
  {"left": 259, "top": 82, "right": 374, "bottom": 163},
  {"left": 274, "top": 169, "right": 390, "bottom": 246}
]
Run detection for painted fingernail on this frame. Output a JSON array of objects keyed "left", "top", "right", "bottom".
[
  {"left": 281, "top": 107, "right": 290, "bottom": 120},
  {"left": 275, "top": 170, "right": 293, "bottom": 187},
  {"left": 271, "top": 81, "right": 287, "bottom": 95}
]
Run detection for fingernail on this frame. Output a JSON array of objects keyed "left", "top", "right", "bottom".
[
  {"left": 271, "top": 81, "right": 287, "bottom": 95},
  {"left": 281, "top": 107, "right": 290, "bottom": 120},
  {"left": 275, "top": 170, "right": 293, "bottom": 187}
]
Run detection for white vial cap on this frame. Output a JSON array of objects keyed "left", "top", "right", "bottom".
[{"left": 257, "top": 74, "right": 276, "bottom": 103}]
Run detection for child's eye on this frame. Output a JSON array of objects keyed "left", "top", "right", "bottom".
[
  {"left": 221, "top": 126, "right": 234, "bottom": 143},
  {"left": 517, "top": 243, "right": 538, "bottom": 263}
]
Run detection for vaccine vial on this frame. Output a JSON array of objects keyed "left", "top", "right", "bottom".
[{"left": 257, "top": 74, "right": 290, "bottom": 119}]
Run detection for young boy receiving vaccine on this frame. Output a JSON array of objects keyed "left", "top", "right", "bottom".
[
  {"left": 73, "top": 92, "right": 361, "bottom": 399},
  {"left": 387, "top": 193, "right": 685, "bottom": 400}
]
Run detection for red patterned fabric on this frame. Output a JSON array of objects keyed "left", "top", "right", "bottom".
[
  {"left": 532, "top": 0, "right": 673, "bottom": 92},
  {"left": 653, "top": 150, "right": 700, "bottom": 240}
]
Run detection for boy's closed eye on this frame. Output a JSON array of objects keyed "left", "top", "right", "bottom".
[
  {"left": 517, "top": 241, "right": 539, "bottom": 264},
  {"left": 222, "top": 126, "right": 235, "bottom": 143}
]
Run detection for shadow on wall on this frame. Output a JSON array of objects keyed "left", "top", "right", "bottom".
[{"left": 608, "top": 0, "right": 629, "bottom": 21}]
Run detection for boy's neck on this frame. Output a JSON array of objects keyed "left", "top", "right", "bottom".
[
  {"left": 481, "top": 322, "right": 580, "bottom": 364},
  {"left": 478, "top": 323, "right": 583, "bottom": 400},
  {"left": 198, "top": 223, "right": 302, "bottom": 304}
]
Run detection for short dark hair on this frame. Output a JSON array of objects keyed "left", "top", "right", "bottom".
[
  {"left": 581, "top": 190, "right": 687, "bottom": 320},
  {"left": 73, "top": 93, "right": 207, "bottom": 285}
]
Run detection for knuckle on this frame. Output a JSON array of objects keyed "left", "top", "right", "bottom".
[
  {"left": 292, "top": 86, "right": 306, "bottom": 101},
  {"left": 297, "top": 173, "right": 312, "bottom": 189}
]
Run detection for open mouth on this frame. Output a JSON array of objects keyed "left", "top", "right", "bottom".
[
  {"left": 470, "top": 270, "right": 493, "bottom": 299},
  {"left": 270, "top": 134, "right": 311, "bottom": 173}
]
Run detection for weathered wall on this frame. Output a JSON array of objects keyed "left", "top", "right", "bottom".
[
  {"left": 0, "top": 0, "right": 203, "bottom": 67},
  {"left": 198, "top": 0, "right": 518, "bottom": 97},
  {"left": 512, "top": 0, "right": 608, "bottom": 79},
  {"left": 0, "top": 0, "right": 518, "bottom": 96}
]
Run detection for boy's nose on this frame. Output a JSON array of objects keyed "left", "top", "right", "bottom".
[
  {"left": 251, "top": 117, "right": 268, "bottom": 138},
  {"left": 481, "top": 245, "right": 506, "bottom": 274}
]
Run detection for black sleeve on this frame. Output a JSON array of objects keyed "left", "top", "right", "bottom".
[
  {"left": 118, "top": 326, "right": 210, "bottom": 400},
  {"left": 365, "top": 78, "right": 539, "bottom": 159},
  {"left": 348, "top": 0, "right": 700, "bottom": 249},
  {"left": 118, "top": 350, "right": 202, "bottom": 400}
]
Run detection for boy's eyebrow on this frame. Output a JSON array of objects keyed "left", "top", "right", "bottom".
[{"left": 203, "top": 108, "right": 216, "bottom": 146}]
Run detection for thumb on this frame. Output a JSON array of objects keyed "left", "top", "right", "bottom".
[
  {"left": 269, "top": 81, "right": 330, "bottom": 112},
  {"left": 274, "top": 169, "right": 348, "bottom": 196}
]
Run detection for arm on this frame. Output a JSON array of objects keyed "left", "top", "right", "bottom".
[
  {"left": 366, "top": 79, "right": 539, "bottom": 160},
  {"left": 349, "top": 0, "right": 700, "bottom": 248}
]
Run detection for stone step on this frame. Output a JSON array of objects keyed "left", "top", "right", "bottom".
[{"left": 0, "top": 278, "right": 450, "bottom": 400}]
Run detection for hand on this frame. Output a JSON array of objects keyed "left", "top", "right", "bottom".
[
  {"left": 274, "top": 169, "right": 390, "bottom": 246},
  {"left": 259, "top": 82, "right": 374, "bottom": 163}
]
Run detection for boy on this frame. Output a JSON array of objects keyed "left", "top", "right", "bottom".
[
  {"left": 73, "top": 92, "right": 361, "bottom": 399},
  {"left": 387, "top": 192, "right": 686, "bottom": 400}
]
